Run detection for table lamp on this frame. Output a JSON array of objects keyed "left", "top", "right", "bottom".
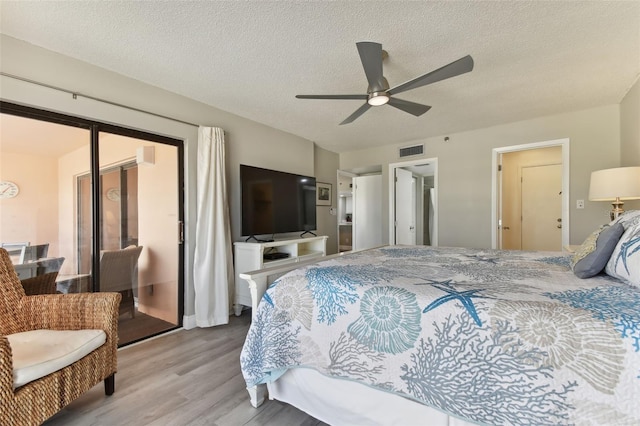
[{"left": 589, "top": 166, "right": 640, "bottom": 221}]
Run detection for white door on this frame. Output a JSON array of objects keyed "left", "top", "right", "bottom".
[
  {"left": 395, "top": 168, "right": 416, "bottom": 245},
  {"left": 521, "top": 164, "right": 562, "bottom": 251},
  {"left": 353, "top": 174, "right": 383, "bottom": 251}
]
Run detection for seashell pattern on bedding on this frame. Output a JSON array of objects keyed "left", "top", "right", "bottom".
[{"left": 241, "top": 245, "right": 640, "bottom": 425}]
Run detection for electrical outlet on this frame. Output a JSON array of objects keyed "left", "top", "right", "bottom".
[{"left": 576, "top": 199, "right": 585, "bottom": 209}]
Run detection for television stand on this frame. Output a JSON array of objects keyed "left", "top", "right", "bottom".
[
  {"left": 300, "top": 230, "right": 317, "bottom": 238},
  {"left": 233, "top": 235, "right": 328, "bottom": 316}
]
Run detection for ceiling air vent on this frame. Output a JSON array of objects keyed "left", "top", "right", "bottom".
[{"left": 399, "top": 144, "right": 424, "bottom": 158}]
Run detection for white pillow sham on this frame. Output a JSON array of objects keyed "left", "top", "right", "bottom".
[{"left": 606, "top": 215, "right": 640, "bottom": 288}]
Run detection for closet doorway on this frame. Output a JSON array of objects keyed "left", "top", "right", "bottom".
[
  {"left": 389, "top": 158, "right": 438, "bottom": 246},
  {"left": 337, "top": 168, "right": 384, "bottom": 252}
]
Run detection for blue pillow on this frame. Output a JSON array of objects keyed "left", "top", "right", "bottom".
[{"left": 571, "top": 223, "right": 624, "bottom": 279}]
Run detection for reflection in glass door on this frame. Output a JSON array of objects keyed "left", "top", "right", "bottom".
[
  {"left": 96, "top": 132, "right": 181, "bottom": 345},
  {"left": 0, "top": 110, "right": 91, "bottom": 296},
  {"left": 2, "top": 102, "right": 183, "bottom": 348}
]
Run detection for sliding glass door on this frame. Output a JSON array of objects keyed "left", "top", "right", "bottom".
[
  {"left": 96, "top": 131, "right": 182, "bottom": 344},
  {"left": 0, "top": 102, "right": 184, "bottom": 346}
]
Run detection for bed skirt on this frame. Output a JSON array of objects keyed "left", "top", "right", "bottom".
[{"left": 268, "top": 368, "right": 478, "bottom": 426}]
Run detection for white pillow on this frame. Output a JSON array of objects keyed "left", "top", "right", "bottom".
[
  {"left": 605, "top": 219, "right": 640, "bottom": 288},
  {"left": 610, "top": 210, "right": 640, "bottom": 229}
]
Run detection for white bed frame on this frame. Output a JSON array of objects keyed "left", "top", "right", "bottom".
[{"left": 239, "top": 252, "right": 348, "bottom": 407}]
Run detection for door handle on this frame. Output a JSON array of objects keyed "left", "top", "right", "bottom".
[
  {"left": 503, "top": 226, "right": 510, "bottom": 230},
  {"left": 557, "top": 224, "right": 562, "bottom": 229}
]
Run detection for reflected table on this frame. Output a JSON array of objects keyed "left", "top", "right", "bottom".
[{"left": 56, "top": 274, "right": 91, "bottom": 294}]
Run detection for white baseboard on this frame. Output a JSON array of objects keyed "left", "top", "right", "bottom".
[{"left": 182, "top": 314, "right": 197, "bottom": 330}]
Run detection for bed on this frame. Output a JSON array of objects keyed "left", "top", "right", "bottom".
[{"left": 240, "top": 214, "right": 640, "bottom": 425}]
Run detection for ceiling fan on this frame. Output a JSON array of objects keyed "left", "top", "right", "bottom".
[{"left": 296, "top": 42, "right": 474, "bottom": 125}]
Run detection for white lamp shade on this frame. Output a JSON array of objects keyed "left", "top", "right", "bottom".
[{"left": 588, "top": 167, "right": 640, "bottom": 201}]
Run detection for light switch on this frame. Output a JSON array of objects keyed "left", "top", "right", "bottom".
[
  {"left": 576, "top": 199, "right": 584, "bottom": 209},
  {"left": 329, "top": 207, "right": 337, "bottom": 215}
]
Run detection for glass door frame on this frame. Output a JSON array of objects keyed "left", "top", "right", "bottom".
[{"left": 0, "top": 101, "right": 185, "bottom": 330}]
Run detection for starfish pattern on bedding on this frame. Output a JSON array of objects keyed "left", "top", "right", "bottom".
[
  {"left": 420, "top": 279, "right": 492, "bottom": 327},
  {"left": 614, "top": 236, "right": 640, "bottom": 274}
]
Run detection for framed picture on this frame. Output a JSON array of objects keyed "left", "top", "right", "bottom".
[{"left": 316, "top": 182, "right": 332, "bottom": 206}]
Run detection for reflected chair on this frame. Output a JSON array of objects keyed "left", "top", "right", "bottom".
[
  {"left": 22, "top": 243, "right": 50, "bottom": 263},
  {"left": 0, "top": 248, "right": 121, "bottom": 425},
  {"left": 99, "top": 245, "right": 143, "bottom": 318},
  {"left": 20, "top": 257, "right": 65, "bottom": 296},
  {"left": 0, "top": 242, "right": 30, "bottom": 264}
]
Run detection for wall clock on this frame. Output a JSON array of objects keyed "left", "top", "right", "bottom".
[
  {"left": 0, "top": 181, "right": 19, "bottom": 199},
  {"left": 106, "top": 187, "right": 121, "bottom": 202}
]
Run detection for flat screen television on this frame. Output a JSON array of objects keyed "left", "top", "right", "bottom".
[{"left": 240, "top": 164, "right": 317, "bottom": 237}]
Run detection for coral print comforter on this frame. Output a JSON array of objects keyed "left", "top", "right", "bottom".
[{"left": 240, "top": 246, "right": 640, "bottom": 425}]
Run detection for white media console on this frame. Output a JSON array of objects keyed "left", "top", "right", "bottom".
[{"left": 233, "top": 235, "right": 328, "bottom": 316}]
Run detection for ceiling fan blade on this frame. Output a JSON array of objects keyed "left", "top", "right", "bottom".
[
  {"left": 356, "top": 41, "right": 386, "bottom": 92},
  {"left": 296, "top": 94, "right": 368, "bottom": 100},
  {"left": 387, "top": 97, "right": 431, "bottom": 116},
  {"left": 388, "top": 55, "right": 474, "bottom": 96},
  {"left": 340, "top": 103, "right": 372, "bottom": 125}
]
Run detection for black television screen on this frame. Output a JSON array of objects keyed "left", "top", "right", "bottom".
[{"left": 240, "top": 164, "right": 317, "bottom": 236}]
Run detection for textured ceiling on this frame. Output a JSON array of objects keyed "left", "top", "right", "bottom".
[{"left": 1, "top": 1, "right": 639, "bottom": 154}]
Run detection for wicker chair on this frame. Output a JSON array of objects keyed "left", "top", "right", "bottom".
[{"left": 0, "top": 248, "right": 121, "bottom": 426}]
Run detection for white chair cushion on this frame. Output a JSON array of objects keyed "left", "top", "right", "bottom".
[{"left": 7, "top": 329, "right": 106, "bottom": 389}]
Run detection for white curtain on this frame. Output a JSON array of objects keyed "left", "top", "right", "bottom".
[{"left": 193, "top": 126, "right": 234, "bottom": 327}]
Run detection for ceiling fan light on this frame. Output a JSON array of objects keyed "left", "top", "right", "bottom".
[{"left": 368, "top": 92, "right": 389, "bottom": 106}]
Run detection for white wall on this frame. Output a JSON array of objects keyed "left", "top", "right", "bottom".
[
  {"left": 0, "top": 35, "right": 336, "bottom": 320},
  {"left": 620, "top": 77, "right": 640, "bottom": 212},
  {"left": 620, "top": 77, "right": 640, "bottom": 167},
  {"left": 340, "top": 105, "right": 621, "bottom": 248},
  {"left": 314, "top": 145, "right": 339, "bottom": 254}
]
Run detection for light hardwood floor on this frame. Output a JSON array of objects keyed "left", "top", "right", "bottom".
[{"left": 44, "top": 311, "right": 326, "bottom": 426}]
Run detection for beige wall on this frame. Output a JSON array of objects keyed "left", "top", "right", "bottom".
[
  {"left": 0, "top": 152, "right": 59, "bottom": 251},
  {"left": 340, "top": 105, "right": 621, "bottom": 248}
]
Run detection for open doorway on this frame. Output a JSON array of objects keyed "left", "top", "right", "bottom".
[
  {"left": 492, "top": 139, "right": 569, "bottom": 250},
  {"left": 389, "top": 158, "right": 438, "bottom": 246},
  {"left": 337, "top": 167, "right": 384, "bottom": 252}
]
